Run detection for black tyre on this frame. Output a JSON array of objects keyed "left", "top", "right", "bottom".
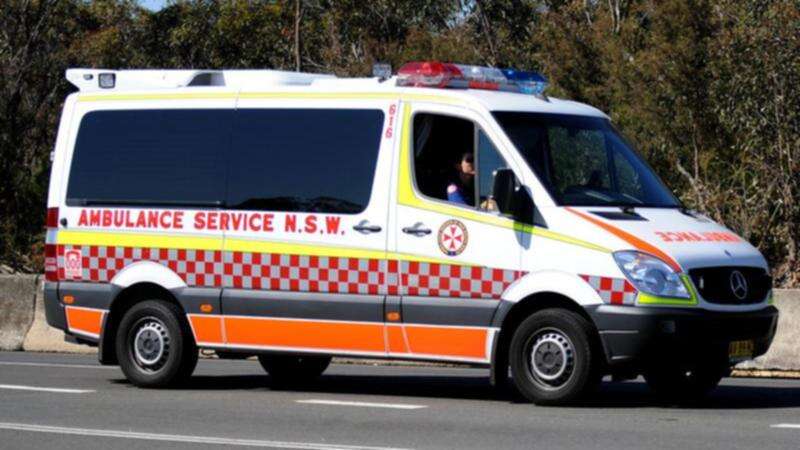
[
  {"left": 509, "top": 309, "right": 602, "bottom": 405},
  {"left": 115, "top": 300, "right": 198, "bottom": 388},
  {"left": 644, "top": 359, "right": 725, "bottom": 403},
  {"left": 258, "top": 354, "right": 331, "bottom": 384}
]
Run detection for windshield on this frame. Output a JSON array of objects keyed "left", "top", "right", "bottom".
[{"left": 493, "top": 112, "right": 680, "bottom": 208}]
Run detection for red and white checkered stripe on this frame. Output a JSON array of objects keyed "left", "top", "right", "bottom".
[
  {"left": 402, "top": 261, "right": 523, "bottom": 299},
  {"left": 57, "top": 245, "right": 222, "bottom": 287},
  {"left": 58, "top": 245, "right": 524, "bottom": 299},
  {"left": 224, "top": 252, "right": 385, "bottom": 295},
  {"left": 580, "top": 274, "right": 637, "bottom": 305}
]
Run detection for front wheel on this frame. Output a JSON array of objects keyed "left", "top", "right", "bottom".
[
  {"left": 509, "top": 309, "right": 602, "bottom": 405},
  {"left": 258, "top": 354, "right": 331, "bottom": 384},
  {"left": 115, "top": 300, "right": 198, "bottom": 388}
]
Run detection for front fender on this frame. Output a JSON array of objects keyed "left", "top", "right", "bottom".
[{"left": 502, "top": 270, "right": 603, "bottom": 306}]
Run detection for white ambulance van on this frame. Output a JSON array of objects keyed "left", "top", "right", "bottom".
[{"left": 44, "top": 62, "right": 778, "bottom": 405}]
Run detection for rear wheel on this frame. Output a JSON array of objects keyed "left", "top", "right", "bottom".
[
  {"left": 509, "top": 309, "right": 602, "bottom": 405},
  {"left": 115, "top": 300, "right": 197, "bottom": 388},
  {"left": 258, "top": 354, "right": 331, "bottom": 384}
]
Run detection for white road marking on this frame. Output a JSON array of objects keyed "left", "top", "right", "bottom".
[
  {"left": 771, "top": 424, "right": 800, "bottom": 429},
  {"left": 0, "top": 361, "right": 116, "bottom": 370},
  {"left": 0, "top": 384, "right": 94, "bottom": 394},
  {"left": 296, "top": 399, "right": 427, "bottom": 410},
  {"left": 0, "top": 422, "right": 413, "bottom": 450}
]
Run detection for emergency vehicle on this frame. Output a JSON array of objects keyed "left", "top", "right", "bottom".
[{"left": 44, "top": 62, "right": 778, "bottom": 405}]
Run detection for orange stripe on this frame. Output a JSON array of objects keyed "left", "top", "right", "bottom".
[
  {"left": 189, "top": 315, "right": 224, "bottom": 344},
  {"left": 386, "top": 325, "right": 409, "bottom": 354},
  {"left": 223, "top": 317, "right": 386, "bottom": 353},
  {"left": 65, "top": 307, "right": 104, "bottom": 336},
  {"left": 566, "top": 207, "right": 682, "bottom": 272},
  {"left": 404, "top": 325, "right": 488, "bottom": 359}
]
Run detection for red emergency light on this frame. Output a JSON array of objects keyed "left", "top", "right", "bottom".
[{"left": 395, "top": 61, "right": 548, "bottom": 95}]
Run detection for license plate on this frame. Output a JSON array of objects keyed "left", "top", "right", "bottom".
[{"left": 728, "top": 340, "right": 754, "bottom": 361}]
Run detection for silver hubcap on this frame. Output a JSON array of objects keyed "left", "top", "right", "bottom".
[
  {"left": 133, "top": 319, "right": 169, "bottom": 370},
  {"left": 529, "top": 331, "right": 575, "bottom": 387}
]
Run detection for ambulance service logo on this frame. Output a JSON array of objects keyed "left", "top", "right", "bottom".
[{"left": 438, "top": 219, "right": 468, "bottom": 256}]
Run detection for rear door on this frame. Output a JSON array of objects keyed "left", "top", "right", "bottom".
[
  {"left": 219, "top": 96, "right": 396, "bottom": 357},
  {"left": 388, "top": 102, "right": 526, "bottom": 363}
]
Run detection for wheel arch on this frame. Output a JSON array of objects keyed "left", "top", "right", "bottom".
[
  {"left": 99, "top": 282, "right": 187, "bottom": 365},
  {"left": 489, "top": 291, "right": 600, "bottom": 387}
]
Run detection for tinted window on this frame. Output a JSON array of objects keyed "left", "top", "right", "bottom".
[
  {"left": 494, "top": 112, "right": 679, "bottom": 207},
  {"left": 412, "top": 113, "right": 475, "bottom": 206},
  {"left": 227, "top": 109, "right": 384, "bottom": 214},
  {"left": 67, "top": 110, "right": 230, "bottom": 206}
]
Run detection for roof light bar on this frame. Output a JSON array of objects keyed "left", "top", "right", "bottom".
[{"left": 396, "top": 61, "right": 548, "bottom": 95}]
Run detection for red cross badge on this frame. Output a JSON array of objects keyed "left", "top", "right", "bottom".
[{"left": 437, "top": 219, "right": 469, "bottom": 256}]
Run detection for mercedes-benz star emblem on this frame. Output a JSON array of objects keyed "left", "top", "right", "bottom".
[{"left": 730, "top": 270, "right": 748, "bottom": 300}]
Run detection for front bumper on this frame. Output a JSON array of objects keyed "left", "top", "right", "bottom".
[{"left": 586, "top": 304, "right": 779, "bottom": 367}]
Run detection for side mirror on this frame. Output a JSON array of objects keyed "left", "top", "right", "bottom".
[
  {"left": 491, "top": 168, "right": 534, "bottom": 225},
  {"left": 491, "top": 168, "right": 516, "bottom": 214}
]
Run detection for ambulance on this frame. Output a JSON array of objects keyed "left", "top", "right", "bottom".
[{"left": 44, "top": 62, "right": 778, "bottom": 405}]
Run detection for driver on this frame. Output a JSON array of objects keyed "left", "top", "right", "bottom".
[{"left": 447, "top": 152, "right": 475, "bottom": 206}]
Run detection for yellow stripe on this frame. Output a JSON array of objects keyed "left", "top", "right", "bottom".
[
  {"left": 58, "top": 230, "right": 223, "bottom": 250},
  {"left": 77, "top": 91, "right": 464, "bottom": 105},
  {"left": 57, "top": 230, "right": 475, "bottom": 266}
]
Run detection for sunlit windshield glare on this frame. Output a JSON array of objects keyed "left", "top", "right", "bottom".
[{"left": 493, "top": 112, "right": 679, "bottom": 207}]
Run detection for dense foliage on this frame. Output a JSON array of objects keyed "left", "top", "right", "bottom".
[{"left": 1, "top": 0, "right": 798, "bottom": 285}]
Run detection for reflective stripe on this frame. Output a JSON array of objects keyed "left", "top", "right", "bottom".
[
  {"left": 402, "top": 324, "right": 489, "bottom": 360},
  {"left": 59, "top": 230, "right": 470, "bottom": 267},
  {"left": 187, "top": 314, "right": 492, "bottom": 363},
  {"left": 56, "top": 244, "right": 523, "bottom": 299},
  {"left": 64, "top": 306, "right": 105, "bottom": 338},
  {"left": 566, "top": 207, "right": 681, "bottom": 271},
  {"left": 223, "top": 316, "right": 386, "bottom": 353},
  {"left": 59, "top": 230, "right": 222, "bottom": 251},
  {"left": 187, "top": 315, "right": 224, "bottom": 345}
]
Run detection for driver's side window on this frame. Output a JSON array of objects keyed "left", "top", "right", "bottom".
[{"left": 412, "top": 113, "right": 511, "bottom": 213}]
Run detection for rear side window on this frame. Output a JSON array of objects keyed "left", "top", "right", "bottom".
[
  {"left": 67, "top": 110, "right": 230, "bottom": 207},
  {"left": 226, "top": 109, "right": 384, "bottom": 214}
]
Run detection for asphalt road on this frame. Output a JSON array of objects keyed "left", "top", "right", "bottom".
[{"left": 0, "top": 352, "right": 799, "bottom": 450}]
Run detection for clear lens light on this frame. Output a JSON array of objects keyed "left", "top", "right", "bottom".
[{"left": 613, "top": 251, "right": 690, "bottom": 298}]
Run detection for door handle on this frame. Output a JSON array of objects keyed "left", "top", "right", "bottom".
[
  {"left": 353, "top": 220, "right": 382, "bottom": 234},
  {"left": 402, "top": 223, "right": 432, "bottom": 236}
]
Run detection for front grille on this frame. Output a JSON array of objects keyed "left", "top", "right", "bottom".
[{"left": 689, "top": 266, "right": 771, "bottom": 304}]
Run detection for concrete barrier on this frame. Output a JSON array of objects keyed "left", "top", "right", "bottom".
[
  {"left": 1, "top": 274, "right": 799, "bottom": 368},
  {"left": 0, "top": 275, "right": 37, "bottom": 351},
  {"left": 737, "top": 289, "right": 800, "bottom": 371},
  {"left": 22, "top": 277, "right": 93, "bottom": 354}
]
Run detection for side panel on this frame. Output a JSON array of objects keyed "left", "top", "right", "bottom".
[
  {"left": 218, "top": 99, "right": 397, "bottom": 355},
  {"left": 53, "top": 94, "right": 236, "bottom": 343}
]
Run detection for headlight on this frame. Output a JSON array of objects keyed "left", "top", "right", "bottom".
[{"left": 613, "top": 251, "right": 689, "bottom": 299}]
